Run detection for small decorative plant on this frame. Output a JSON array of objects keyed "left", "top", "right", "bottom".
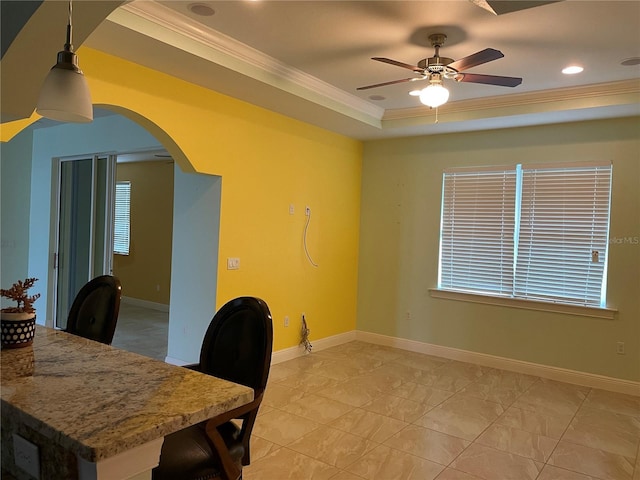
[{"left": 1, "top": 278, "right": 41, "bottom": 314}]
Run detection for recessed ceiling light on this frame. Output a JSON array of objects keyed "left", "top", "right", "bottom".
[
  {"left": 188, "top": 3, "right": 215, "bottom": 16},
  {"left": 621, "top": 57, "right": 640, "bottom": 66},
  {"left": 562, "top": 65, "right": 584, "bottom": 75},
  {"left": 369, "top": 95, "right": 386, "bottom": 101},
  {"left": 409, "top": 90, "right": 422, "bottom": 96}
]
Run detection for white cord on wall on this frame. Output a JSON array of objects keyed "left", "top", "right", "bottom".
[{"left": 304, "top": 207, "right": 318, "bottom": 267}]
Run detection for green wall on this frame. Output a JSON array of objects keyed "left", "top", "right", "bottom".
[
  {"left": 358, "top": 117, "right": 640, "bottom": 381},
  {"left": 114, "top": 161, "right": 174, "bottom": 305}
]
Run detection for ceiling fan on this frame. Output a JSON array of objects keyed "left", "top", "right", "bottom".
[{"left": 357, "top": 33, "right": 522, "bottom": 108}]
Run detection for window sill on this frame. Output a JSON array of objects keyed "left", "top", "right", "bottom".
[{"left": 428, "top": 289, "right": 617, "bottom": 320}]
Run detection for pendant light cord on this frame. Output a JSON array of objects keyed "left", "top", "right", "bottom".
[{"left": 65, "top": 0, "right": 73, "bottom": 51}]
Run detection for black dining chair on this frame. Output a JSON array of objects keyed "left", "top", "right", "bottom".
[
  {"left": 152, "top": 296, "right": 273, "bottom": 480},
  {"left": 65, "top": 275, "right": 122, "bottom": 345}
]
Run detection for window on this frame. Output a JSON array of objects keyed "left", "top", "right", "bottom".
[
  {"left": 438, "top": 162, "right": 612, "bottom": 308},
  {"left": 114, "top": 181, "right": 131, "bottom": 255}
]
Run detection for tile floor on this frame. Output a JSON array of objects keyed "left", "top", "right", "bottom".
[
  {"left": 244, "top": 341, "right": 640, "bottom": 480},
  {"left": 111, "top": 302, "right": 168, "bottom": 361}
]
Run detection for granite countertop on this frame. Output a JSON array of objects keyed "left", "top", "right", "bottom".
[{"left": 0, "top": 326, "right": 254, "bottom": 462}]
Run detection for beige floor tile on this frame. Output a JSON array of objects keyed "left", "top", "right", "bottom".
[
  {"left": 268, "top": 363, "right": 299, "bottom": 383},
  {"left": 310, "top": 360, "right": 367, "bottom": 381},
  {"left": 346, "top": 444, "right": 445, "bottom": 480},
  {"left": 316, "top": 380, "right": 383, "bottom": 407},
  {"left": 393, "top": 381, "right": 455, "bottom": 406},
  {"left": 496, "top": 406, "right": 572, "bottom": 439},
  {"left": 329, "top": 408, "right": 408, "bottom": 443},
  {"left": 249, "top": 435, "right": 281, "bottom": 462},
  {"left": 363, "top": 393, "right": 432, "bottom": 422},
  {"left": 435, "top": 468, "right": 483, "bottom": 480},
  {"left": 243, "top": 447, "right": 339, "bottom": 480},
  {"left": 384, "top": 424, "right": 470, "bottom": 465},
  {"left": 562, "top": 420, "right": 640, "bottom": 458},
  {"left": 242, "top": 342, "right": 640, "bottom": 480},
  {"left": 354, "top": 371, "right": 404, "bottom": 392},
  {"left": 574, "top": 406, "right": 640, "bottom": 436},
  {"left": 512, "top": 380, "right": 588, "bottom": 417},
  {"left": 392, "top": 351, "right": 450, "bottom": 372},
  {"left": 476, "top": 423, "right": 558, "bottom": 462},
  {"left": 288, "top": 426, "right": 378, "bottom": 469},
  {"left": 451, "top": 443, "right": 543, "bottom": 480},
  {"left": 583, "top": 389, "right": 640, "bottom": 417},
  {"left": 458, "top": 382, "right": 524, "bottom": 406},
  {"left": 474, "top": 369, "right": 538, "bottom": 390},
  {"left": 276, "top": 371, "right": 340, "bottom": 392},
  {"left": 376, "top": 362, "right": 430, "bottom": 384},
  {"left": 422, "top": 371, "right": 476, "bottom": 392},
  {"left": 548, "top": 440, "right": 635, "bottom": 480},
  {"left": 328, "top": 471, "right": 366, "bottom": 480},
  {"left": 282, "top": 394, "right": 355, "bottom": 424},
  {"left": 415, "top": 394, "right": 504, "bottom": 441},
  {"left": 252, "top": 409, "right": 320, "bottom": 445},
  {"left": 536, "top": 465, "right": 598, "bottom": 480},
  {"left": 262, "top": 383, "right": 306, "bottom": 408}
]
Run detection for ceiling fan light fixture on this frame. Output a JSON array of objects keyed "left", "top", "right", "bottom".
[
  {"left": 36, "top": 0, "right": 93, "bottom": 123},
  {"left": 419, "top": 83, "right": 450, "bottom": 108}
]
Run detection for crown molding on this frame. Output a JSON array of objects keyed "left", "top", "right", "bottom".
[
  {"left": 384, "top": 79, "right": 640, "bottom": 121},
  {"left": 112, "top": 2, "right": 384, "bottom": 124}
]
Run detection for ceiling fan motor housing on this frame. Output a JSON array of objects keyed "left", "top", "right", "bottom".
[{"left": 418, "top": 56, "right": 455, "bottom": 73}]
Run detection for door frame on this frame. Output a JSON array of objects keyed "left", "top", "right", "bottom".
[{"left": 47, "top": 153, "right": 117, "bottom": 328}]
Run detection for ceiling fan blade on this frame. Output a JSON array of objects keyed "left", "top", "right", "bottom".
[
  {"left": 372, "top": 57, "right": 423, "bottom": 73},
  {"left": 448, "top": 48, "right": 504, "bottom": 72},
  {"left": 454, "top": 73, "right": 522, "bottom": 87},
  {"left": 357, "top": 77, "right": 421, "bottom": 90}
]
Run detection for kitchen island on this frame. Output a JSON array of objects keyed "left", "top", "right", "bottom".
[{"left": 1, "top": 326, "right": 253, "bottom": 480}]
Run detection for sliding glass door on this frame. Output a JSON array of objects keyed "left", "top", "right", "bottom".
[{"left": 53, "top": 154, "right": 116, "bottom": 329}]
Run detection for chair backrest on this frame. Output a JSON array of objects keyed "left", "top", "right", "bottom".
[
  {"left": 66, "top": 275, "right": 122, "bottom": 345},
  {"left": 199, "top": 297, "right": 273, "bottom": 396}
]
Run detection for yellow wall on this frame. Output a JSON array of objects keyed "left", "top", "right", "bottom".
[
  {"left": 358, "top": 117, "right": 640, "bottom": 381},
  {"left": 114, "top": 161, "right": 174, "bottom": 305},
  {"left": 80, "top": 48, "right": 362, "bottom": 351}
]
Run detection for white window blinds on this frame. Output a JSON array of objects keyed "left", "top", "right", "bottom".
[
  {"left": 114, "top": 181, "right": 131, "bottom": 255},
  {"left": 515, "top": 162, "right": 612, "bottom": 306},
  {"left": 438, "top": 162, "right": 612, "bottom": 307},
  {"left": 439, "top": 166, "right": 517, "bottom": 296}
]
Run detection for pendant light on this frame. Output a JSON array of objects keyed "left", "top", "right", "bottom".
[{"left": 36, "top": 0, "right": 93, "bottom": 123}]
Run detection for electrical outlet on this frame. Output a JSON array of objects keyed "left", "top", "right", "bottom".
[
  {"left": 284, "top": 316, "right": 290, "bottom": 327},
  {"left": 289, "top": 204, "right": 295, "bottom": 215},
  {"left": 13, "top": 434, "right": 40, "bottom": 479},
  {"left": 305, "top": 206, "right": 311, "bottom": 216},
  {"left": 227, "top": 257, "right": 240, "bottom": 270},
  {"left": 616, "top": 341, "right": 625, "bottom": 355}
]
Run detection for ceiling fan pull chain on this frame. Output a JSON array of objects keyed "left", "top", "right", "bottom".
[{"left": 435, "top": 107, "right": 439, "bottom": 124}]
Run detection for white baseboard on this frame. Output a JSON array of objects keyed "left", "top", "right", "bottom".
[
  {"left": 121, "top": 296, "right": 169, "bottom": 313},
  {"left": 271, "top": 330, "right": 357, "bottom": 364},
  {"left": 356, "top": 330, "right": 640, "bottom": 397},
  {"left": 164, "top": 328, "right": 639, "bottom": 396}
]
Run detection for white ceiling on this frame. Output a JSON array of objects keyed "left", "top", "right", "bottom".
[{"left": 5, "top": 1, "right": 640, "bottom": 140}]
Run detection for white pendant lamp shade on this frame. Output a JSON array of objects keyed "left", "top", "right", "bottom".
[
  {"left": 419, "top": 83, "right": 450, "bottom": 108},
  {"left": 35, "top": 1, "right": 93, "bottom": 123},
  {"left": 36, "top": 51, "right": 93, "bottom": 123}
]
